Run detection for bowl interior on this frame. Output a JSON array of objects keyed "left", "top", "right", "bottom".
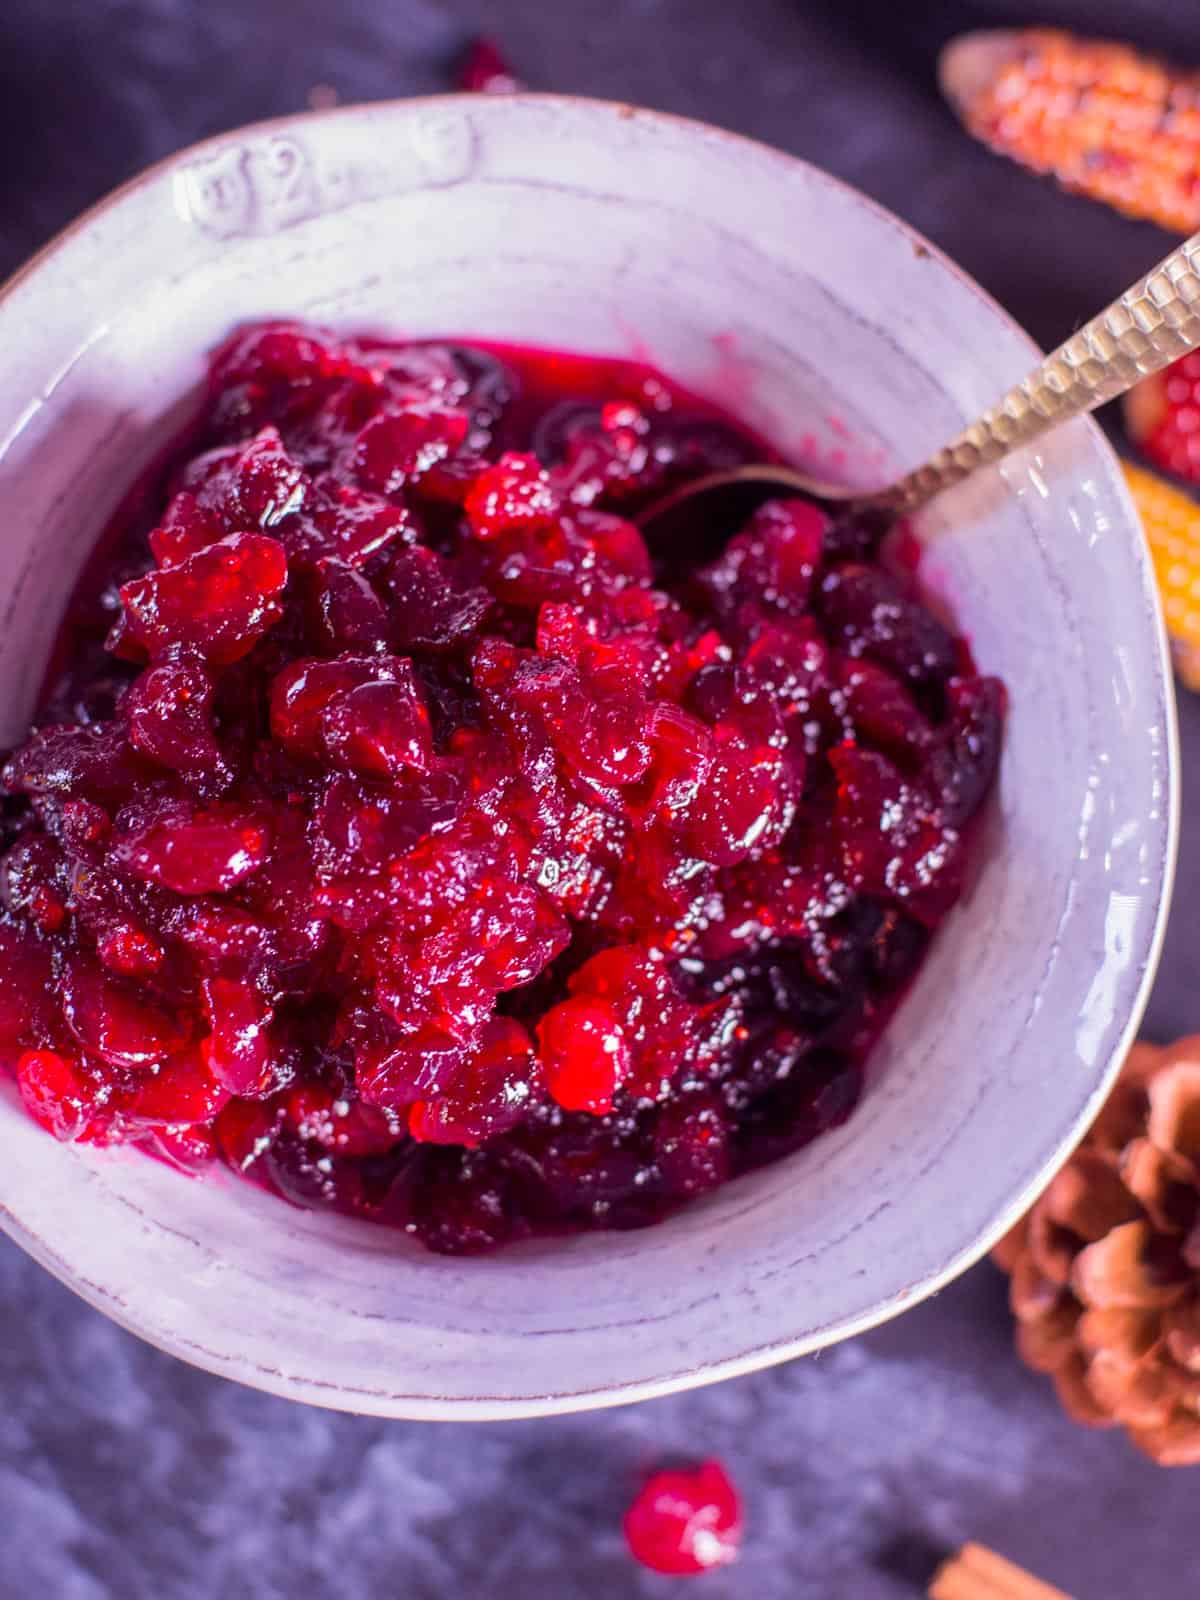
[{"left": 0, "top": 96, "right": 1175, "bottom": 1417}]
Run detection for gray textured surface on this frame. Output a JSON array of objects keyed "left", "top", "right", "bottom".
[{"left": 1, "top": 1, "right": 1198, "bottom": 1595}]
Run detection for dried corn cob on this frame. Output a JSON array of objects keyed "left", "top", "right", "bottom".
[
  {"left": 1123, "top": 459, "right": 1200, "bottom": 687},
  {"left": 1124, "top": 351, "right": 1200, "bottom": 483},
  {"left": 940, "top": 28, "right": 1200, "bottom": 234}
]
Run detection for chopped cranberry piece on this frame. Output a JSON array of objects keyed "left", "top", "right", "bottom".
[
  {"left": 132, "top": 1053, "right": 230, "bottom": 1125},
  {"left": 409, "top": 1152, "right": 517, "bottom": 1254},
  {"left": 285, "top": 1085, "right": 401, "bottom": 1157},
  {"left": 124, "top": 653, "right": 234, "bottom": 792},
  {"left": 570, "top": 944, "right": 719, "bottom": 1099},
  {"left": 356, "top": 1025, "right": 469, "bottom": 1110},
  {"left": 112, "top": 803, "right": 273, "bottom": 894},
  {"left": 150, "top": 491, "right": 224, "bottom": 568},
  {"left": 820, "top": 564, "right": 958, "bottom": 693},
  {"left": 639, "top": 703, "right": 713, "bottom": 822},
  {"left": 830, "top": 745, "right": 964, "bottom": 923},
  {"left": 734, "top": 1047, "right": 863, "bottom": 1169},
  {"left": 215, "top": 1095, "right": 283, "bottom": 1173},
  {"left": 655, "top": 1091, "right": 732, "bottom": 1196},
  {"left": 201, "top": 977, "right": 275, "bottom": 1095},
  {"left": 835, "top": 655, "right": 932, "bottom": 761},
  {"left": 624, "top": 1459, "right": 743, "bottom": 1575},
  {"left": 351, "top": 407, "right": 470, "bottom": 495},
  {"left": 555, "top": 402, "right": 658, "bottom": 506},
  {"left": 571, "top": 508, "right": 654, "bottom": 587},
  {"left": 184, "top": 426, "right": 307, "bottom": 530},
  {"left": 118, "top": 532, "right": 288, "bottom": 664},
  {"left": 313, "top": 769, "right": 461, "bottom": 883},
  {"left": 303, "top": 556, "right": 393, "bottom": 654},
  {"left": 502, "top": 1117, "right": 649, "bottom": 1227},
  {"left": 0, "top": 925, "right": 55, "bottom": 1063},
  {"left": 171, "top": 900, "right": 271, "bottom": 981},
  {"left": 16, "top": 1050, "right": 113, "bottom": 1144},
  {"left": 687, "top": 722, "right": 787, "bottom": 866},
  {"left": 320, "top": 671, "right": 432, "bottom": 780},
  {"left": 465, "top": 452, "right": 562, "bottom": 539},
  {"left": 410, "top": 1017, "right": 538, "bottom": 1145},
  {"left": 270, "top": 654, "right": 407, "bottom": 757},
  {"left": 927, "top": 675, "right": 1006, "bottom": 826},
  {"left": 96, "top": 922, "right": 164, "bottom": 979},
  {"left": 60, "top": 798, "right": 112, "bottom": 848},
  {"left": 740, "top": 618, "right": 828, "bottom": 719},
  {"left": 210, "top": 321, "right": 365, "bottom": 391},
  {"left": 1, "top": 833, "right": 70, "bottom": 931},
  {"left": 3, "top": 724, "right": 147, "bottom": 804},
  {"left": 1, "top": 327, "right": 1001, "bottom": 1252},
  {"left": 870, "top": 910, "right": 929, "bottom": 987},
  {"left": 61, "top": 959, "right": 187, "bottom": 1070},
  {"left": 697, "top": 497, "right": 826, "bottom": 619},
  {"left": 385, "top": 546, "right": 493, "bottom": 653},
  {"left": 303, "top": 476, "right": 412, "bottom": 568}
]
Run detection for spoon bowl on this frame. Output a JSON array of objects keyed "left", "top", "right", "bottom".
[{"left": 638, "top": 224, "right": 1200, "bottom": 537}]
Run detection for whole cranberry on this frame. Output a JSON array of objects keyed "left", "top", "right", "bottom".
[
  {"left": 623, "top": 1459, "right": 743, "bottom": 1575},
  {"left": 537, "top": 997, "right": 630, "bottom": 1114}
]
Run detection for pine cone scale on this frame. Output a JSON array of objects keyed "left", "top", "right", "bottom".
[
  {"left": 1130, "top": 1414, "right": 1200, "bottom": 1467},
  {"left": 1164, "top": 1299, "right": 1200, "bottom": 1371},
  {"left": 1053, "top": 1353, "right": 1119, "bottom": 1429},
  {"left": 1086, "top": 1347, "right": 1189, "bottom": 1428},
  {"left": 1119, "top": 1137, "right": 1198, "bottom": 1234},
  {"left": 1147, "top": 1061, "right": 1200, "bottom": 1164},
  {"left": 1016, "top": 1301, "right": 1079, "bottom": 1374},
  {"left": 1071, "top": 1220, "right": 1189, "bottom": 1311},
  {"left": 1010, "top": 1253, "right": 1066, "bottom": 1322},
  {"left": 1076, "top": 1305, "right": 1158, "bottom": 1363}
]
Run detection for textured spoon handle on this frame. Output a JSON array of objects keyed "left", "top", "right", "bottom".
[{"left": 883, "top": 230, "right": 1200, "bottom": 516}]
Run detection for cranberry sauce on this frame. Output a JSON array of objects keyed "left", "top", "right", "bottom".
[{"left": 0, "top": 324, "right": 1004, "bottom": 1253}]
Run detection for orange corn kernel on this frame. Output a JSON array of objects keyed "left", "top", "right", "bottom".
[{"left": 1123, "top": 460, "right": 1200, "bottom": 688}]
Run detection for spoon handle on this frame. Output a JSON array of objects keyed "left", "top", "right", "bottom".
[{"left": 884, "top": 230, "right": 1200, "bottom": 515}]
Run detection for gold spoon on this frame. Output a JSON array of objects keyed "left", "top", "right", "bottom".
[{"left": 637, "top": 229, "right": 1200, "bottom": 534}]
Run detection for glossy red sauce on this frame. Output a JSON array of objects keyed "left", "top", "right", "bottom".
[{"left": 0, "top": 324, "right": 1003, "bottom": 1252}]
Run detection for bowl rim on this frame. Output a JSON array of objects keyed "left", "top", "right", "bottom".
[{"left": 0, "top": 91, "right": 1180, "bottom": 1419}]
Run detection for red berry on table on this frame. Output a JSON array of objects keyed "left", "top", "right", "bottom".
[
  {"left": 456, "top": 37, "right": 523, "bottom": 95},
  {"left": 623, "top": 1459, "right": 743, "bottom": 1576}
]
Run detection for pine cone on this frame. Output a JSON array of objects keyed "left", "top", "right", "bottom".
[{"left": 994, "top": 1037, "right": 1200, "bottom": 1465}]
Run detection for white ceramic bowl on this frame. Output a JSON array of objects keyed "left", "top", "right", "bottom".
[{"left": 0, "top": 96, "right": 1177, "bottom": 1418}]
